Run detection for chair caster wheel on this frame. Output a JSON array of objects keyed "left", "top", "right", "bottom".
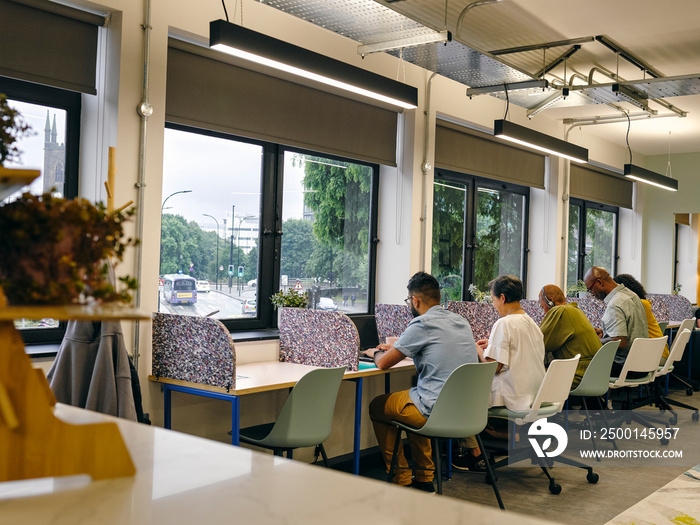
[
  {"left": 687, "top": 388, "right": 694, "bottom": 396},
  {"left": 692, "top": 412, "right": 699, "bottom": 421},
  {"left": 669, "top": 416, "right": 678, "bottom": 425},
  {"left": 660, "top": 438, "right": 669, "bottom": 446},
  {"left": 549, "top": 482, "right": 562, "bottom": 495},
  {"left": 587, "top": 472, "right": 599, "bottom": 483}
]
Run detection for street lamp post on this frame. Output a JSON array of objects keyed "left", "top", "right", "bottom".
[
  {"left": 158, "top": 190, "right": 192, "bottom": 311},
  {"left": 229, "top": 205, "right": 234, "bottom": 294},
  {"left": 236, "top": 215, "right": 256, "bottom": 295},
  {"left": 203, "top": 213, "right": 220, "bottom": 291}
]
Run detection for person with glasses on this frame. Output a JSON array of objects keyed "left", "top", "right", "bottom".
[
  {"left": 365, "top": 271, "right": 478, "bottom": 493},
  {"left": 583, "top": 266, "right": 648, "bottom": 378},
  {"left": 538, "top": 284, "right": 601, "bottom": 388}
]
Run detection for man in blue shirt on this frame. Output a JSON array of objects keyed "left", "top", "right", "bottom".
[{"left": 365, "top": 272, "right": 478, "bottom": 492}]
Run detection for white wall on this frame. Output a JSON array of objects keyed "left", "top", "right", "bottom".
[{"left": 47, "top": 0, "right": 696, "bottom": 461}]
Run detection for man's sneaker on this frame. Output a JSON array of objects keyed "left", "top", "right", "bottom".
[
  {"left": 451, "top": 452, "right": 486, "bottom": 472},
  {"left": 409, "top": 480, "right": 436, "bottom": 493}
]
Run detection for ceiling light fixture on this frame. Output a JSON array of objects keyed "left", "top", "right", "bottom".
[
  {"left": 358, "top": 30, "right": 451, "bottom": 56},
  {"left": 623, "top": 164, "right": 678, "bottom": 191},
  {"left": 493, "top": 119, "right": 588, "bottom": 163},
  {"left": 209, "top": 20, "right": 418, "bottom": 110}
]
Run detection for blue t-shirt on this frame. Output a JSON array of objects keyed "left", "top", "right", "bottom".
[{"left": 394, "top": 305, "right": 478, "bottom": 417}]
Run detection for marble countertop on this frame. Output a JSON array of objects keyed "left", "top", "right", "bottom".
[{"left": 0, "top": 404, "right": 558, "bottom": 524}]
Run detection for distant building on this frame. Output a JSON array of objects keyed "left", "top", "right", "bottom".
[{"left": 43, "top": 111, "right": 65, "bottom": 194}]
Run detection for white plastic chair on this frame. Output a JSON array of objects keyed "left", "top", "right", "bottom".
[
  {"left": 487, "top": 355, "right": 585, "bottom": 495},
  {"left": 653, "top": 329, "right": 699, "bottom": 422},
  {"left": 666, "top": 319, "right": 697, "bottom": 395}
]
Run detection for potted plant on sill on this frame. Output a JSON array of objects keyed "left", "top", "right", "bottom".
[
  {"left": 566, "top": 280, "right": 589, "bottom": 299},
  {"left": 270, "top": 288, "right": 309, "bottom": 327}
]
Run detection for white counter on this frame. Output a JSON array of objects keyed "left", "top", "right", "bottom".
[{"left": 0, "top": 404, "right": 558, "bottom": 524}]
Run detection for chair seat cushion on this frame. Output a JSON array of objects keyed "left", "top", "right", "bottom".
[
  {"left": 609, "top": 374, "right": 652, "bottom": 388},
  {"left": 488, "top": 404, "right": 559, "bottom": 420}
]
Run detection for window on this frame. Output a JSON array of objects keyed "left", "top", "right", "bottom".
[
  {"left": 567, "top": 198, "right": 618, "bottom": 289},
  {"left": 160, "top": 125, "right": 378, "bottom": 330},
  {"left": 432, "top": 170, "right": 529, "bottom": 301},
  {"left": 0, "top": 76, "right": 81, "bottom": 344}
]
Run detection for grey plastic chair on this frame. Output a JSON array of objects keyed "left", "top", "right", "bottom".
[
  {"left": 387, "top": 361, "right": 504, "bottom": 509},
  {"left": 568, "top": 341, "right": 621, "bottom": 457},
  {"left": 239, "top": 366, "right": 346, "bottom": 466}
]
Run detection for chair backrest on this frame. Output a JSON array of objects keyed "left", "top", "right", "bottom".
[
  {"left": 264, "top": 366, "right": 346, "bottom": 448},
  {"left": 419, "top": 361, "right": 498, "bottom": 439},
  {"left": 569, "top": 341, "right": 620, "bottom": 397},
  {"left": 677, "top": 318, "right": 696, "bottom": 335},
  {"left": 518, "top": 355, "right": 580, "bottom": 424},
  {"left": 610, "top": 337, "right": 667, "bottom": 387},
  {"left": 657, "top": 329, "right": 692, "bottom": 377}
]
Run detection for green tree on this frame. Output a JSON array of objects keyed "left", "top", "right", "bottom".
[
  {"left": 299, "top": 155, "right": 372, "bottom": 256},
  {"left": 280, "top": 218, "right": 315, "bottom": 278},
  {"left": 431, "top": 181, "right": 466, "bottom": 301}
]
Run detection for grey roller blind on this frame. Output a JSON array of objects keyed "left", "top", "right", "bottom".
[
  {"left": 570, "top": 164, "right": 633, "bottom": 209},
  {"left": 435, "top": 121, "right": 545, "bottom": 189},
  {"left": 166, "top": 41, "right": 399, "bottom": 166},
  {"left": 0, "top": 0, "right": 103, "bottom": 94}
]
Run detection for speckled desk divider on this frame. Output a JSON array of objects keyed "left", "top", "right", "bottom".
[
  {"left": 152, "top": 313, "right": 236, "bottom": 390},
  {"left": 646, "top": 294, "right": 670, "bottom": 323},
  {"left": 521, "top": 299, "right": 545, "bottom": 325},
  {"left": 445, "top": 301, "right": 500, "bottom": 341},
  {"left": 565, "top": 297, "right": 605, "bottom": 329},
  {"left": 648, "top": 293, "right": 693, "bottom": 321},
  {"left": 278, "top": 307, "right": 360, "bottom": 371},
  {"left": 374, "top": 304, "right": 413, "bottom": 342}
]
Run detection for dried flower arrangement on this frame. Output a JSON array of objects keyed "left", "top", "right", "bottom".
[{"left": 0, "top": 191, "right": 139, "bottom": 305}]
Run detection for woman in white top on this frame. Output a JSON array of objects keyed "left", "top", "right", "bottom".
[{"left": 453, "top": 275, "right": 546, "bottom": 471}]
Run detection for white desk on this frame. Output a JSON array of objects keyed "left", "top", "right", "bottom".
[{"left": 0, "top": 405, "right": 559, "bottom": 524}]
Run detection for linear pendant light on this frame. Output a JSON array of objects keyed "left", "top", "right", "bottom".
[
  {"left": 209, "top": 20, "right": 418, "bottom": 110},
  {"left": 624, "top": 164, "right": 678, "bottom": 191},
  {"left": 493, "top": 119, "right": 589, "bottom": 163}
]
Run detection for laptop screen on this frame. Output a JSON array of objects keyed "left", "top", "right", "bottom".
[{"left": 351, "top": 315, "right": 381, "bottom": 351}]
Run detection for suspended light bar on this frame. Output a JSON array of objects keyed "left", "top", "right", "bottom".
[
  {"left": 493, "top": 119, "right": 589, "bottom": 163},
  {"left": 624, "top": 164, "right": 678, "bottom": 191},
  {"left": 210, "top": 20, "right": 418, "bottom": 110}
]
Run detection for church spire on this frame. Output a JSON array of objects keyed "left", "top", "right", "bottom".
[
  {"left": 44, "top": 110, "right": 51, "bottom": 144},
  {"left": 51, "top": 114, "right": 57, "bottom": 144}
]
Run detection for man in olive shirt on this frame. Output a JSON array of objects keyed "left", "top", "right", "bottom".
[
  {"left": 539, "top": 284, "right": 601, "bottom": 387},
  {"left": 583, "top": 266, "right": 648, "bottom": 377}
]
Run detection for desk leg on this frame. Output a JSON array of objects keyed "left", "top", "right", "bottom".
[
  {"left": 231, "top": 395, "right": 240, "bottom": 446},
  {"left": 385, "top": 374, "right": 390, "bottom": 394},
  {"left": 164, "top": 385, "right": 172, "bottom": 430},
  {"left": 353, "top": 377, "right": 363, "bottom": 476}
]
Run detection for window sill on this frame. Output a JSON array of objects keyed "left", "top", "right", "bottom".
[
  {"left": 230, "top": 329, "right": 280, "bottom": 342},
  {"left": 26, "top": 344, "right": 60, "bottom": 359}
]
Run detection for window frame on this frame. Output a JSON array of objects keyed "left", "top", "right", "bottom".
[
  {"left": 433, "top": 169, "right": 531, "bottom": 300},
  {"left": 0, "top": 76, "right": 82, "bottom": 345},
  {"left": 163, "top": 123, "right": 380, "bottom": 332},
  {"left": 568, "top": 197, "right": 620, "bottom": 284}
]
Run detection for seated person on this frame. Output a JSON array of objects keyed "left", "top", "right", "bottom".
[
  {"left": 583, "top": 267, "right": 648, "bottom": 378},
  {"left": 539, "top": 284, "right": 601, "bottom": 388},
  {"left": 364, "top": 272, "right": 478, "bottom": 492},
  {"left": 453, "top": 275, "right": 545, "bottom": 471},
  {"left": 613, "top": 274, "right": 669, "bottom": 360}
]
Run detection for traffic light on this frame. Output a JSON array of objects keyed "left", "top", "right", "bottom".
[
  {"left": 238, "top": 265, "right": 244, "bottom": 278},
  {"left": 228, "top": 264, "right": 234, "bottom": 276}
]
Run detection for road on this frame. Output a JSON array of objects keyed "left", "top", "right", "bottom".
[{"left": 158, "top": 287, "right": 256, "bottom": 319}]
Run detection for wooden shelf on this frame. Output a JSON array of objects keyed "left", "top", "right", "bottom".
[
  {"left": 0, "top": 303, "right": 152, "bottom": 322},
  {"left": 0, "top": 167, "right": 40, "bottom": 201}
]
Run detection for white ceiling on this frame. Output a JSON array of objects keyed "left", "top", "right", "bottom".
[{"left": 376, "top": 0, "right": 700, "bottom": 156}]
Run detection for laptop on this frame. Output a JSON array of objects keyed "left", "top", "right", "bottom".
[{"left": 351, "top": 315, "right": 380, "bottom": 362}]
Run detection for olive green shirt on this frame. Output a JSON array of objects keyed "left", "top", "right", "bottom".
[{"left": 540, "top": 303, "right": 602, "bottom": 387}]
